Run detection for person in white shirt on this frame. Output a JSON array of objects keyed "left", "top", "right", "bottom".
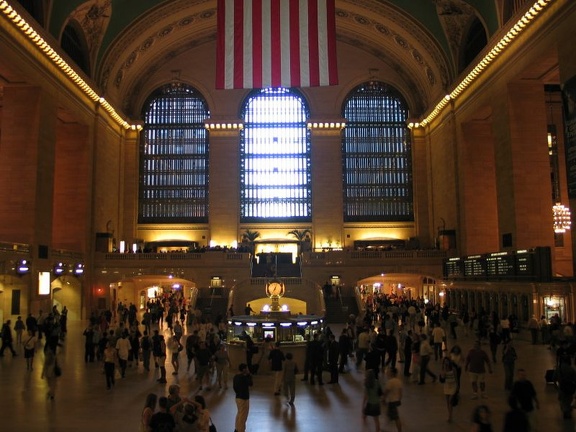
[
  {"left": 115, "top": 331, "right": 131, "bottom": 378},
  {"left": 383, "top": 367, "right": 403, "bottom": 432}
]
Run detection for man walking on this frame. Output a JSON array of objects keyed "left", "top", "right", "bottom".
[
  {"left": 510, "top": 368, "right": 539, "bottom": 430},
  {"left": 0, "top": 320, "right": 17, "bottom": 357},
  {"left": 431, "top": 323, "right": 446, "bottom": 361},
  {"left": 268, "top": 341, "right": 285, "bottom": 395},
  {"left": 418, "top": 334, "right": 436, "bottom": 384},
  {"left": 465, "top": 340, "right": 493, "bottom": 399},
  {"left": 326, "top": 333, "right": 340, "bottom": 384},
  {"left": 233, "top": 363, "right": 253, "bottom": 432}
]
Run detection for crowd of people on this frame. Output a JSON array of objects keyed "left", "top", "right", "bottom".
[
  {"left": 1, "top": 304, "right": 67, "bottom": 399},
  {"left": 3, "top": 289, "right": 576, "bottom": 431},
  {"left": 347, "top": 293, "right": 551, "bottom": 432}
]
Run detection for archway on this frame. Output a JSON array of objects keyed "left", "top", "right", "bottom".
[{"left": 51, "top": 275, "right": 82, "bottom": 320}]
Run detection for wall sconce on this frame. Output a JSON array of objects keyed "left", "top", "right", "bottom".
[
  {"left": 73, "top": 263, "right": 84, "bottom": 276},
  {"left": 16, "top": 259, "right": 30, "bottom": 275},
  {"left": 53, "top": 262, "right": 66, "bottom": 276}
]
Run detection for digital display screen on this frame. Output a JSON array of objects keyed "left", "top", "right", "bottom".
[
  {"left": 486, "top": 252, "right": 515, "bottom": 278},
  {"left": 443, "top": 258, "right": 464, "bottom": 278},
  {"left": 443, "top": 247, "right": 551, "bottom": 282},
  {"left": 464, "top": 255, "right": 486, "bottom": 278}
]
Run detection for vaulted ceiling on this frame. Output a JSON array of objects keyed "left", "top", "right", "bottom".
[
  {"left": 6, "top": 1, "right": 554, "bottom": 123},
  {"left": 36, "top": 0, "right": 503, "bottom": 117}
]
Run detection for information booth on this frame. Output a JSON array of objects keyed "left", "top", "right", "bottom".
[{"left": 226, "top": 314, "right": 324, "bottom": 374}]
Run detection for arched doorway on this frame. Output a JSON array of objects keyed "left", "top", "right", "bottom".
[{"left": 51, "top": 275, "right": 82, "bottom": 320}]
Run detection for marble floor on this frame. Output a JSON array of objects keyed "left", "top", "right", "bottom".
[{"left": 0, "top": 320, "right": 574, "bottom": 432}]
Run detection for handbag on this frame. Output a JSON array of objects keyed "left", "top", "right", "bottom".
[
  {"left": 209, "top": 417, "right": 217, "bottom": 432},
  {"left": 54, "top": 361, "right": 62, "bottom": 377},
  {"left": 450, "top": 392, "right": 460, "bottom": 406}
]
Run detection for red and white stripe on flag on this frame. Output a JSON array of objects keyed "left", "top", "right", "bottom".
[{"left": 216, "top": 0, "right": 338, "bottom": 89}]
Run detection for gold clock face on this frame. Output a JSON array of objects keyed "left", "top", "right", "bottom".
[{"left": 266, "top": 282, "right": 284, "bottom": 297}]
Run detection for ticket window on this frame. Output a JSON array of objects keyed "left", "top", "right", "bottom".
[{"left": 544, "top": 296, "right": 565, "bottom": 322}]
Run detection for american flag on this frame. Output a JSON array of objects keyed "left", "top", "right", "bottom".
[{"left": 216, "top": 0, "right": 338, "bottom": 89}]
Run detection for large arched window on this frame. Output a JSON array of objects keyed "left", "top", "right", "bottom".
[
  {"left": 342, "top": 82, "right": 413, "bottom": 222},
  {"left": 139, "top": 83, "right": 210, "bottom": 223},
  {"left": 460, "top": 18, "right": 488, "bottom": 73},
  {"left": 240, "top": 88, "right": 311, "bottom": 223},
  {"left": 61, "top": 22, "right": 90, "bottom": 76}
]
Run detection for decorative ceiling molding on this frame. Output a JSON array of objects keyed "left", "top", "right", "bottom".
[
  {"left": 99, "top": 0, "right": 453, "bottom": 115},
  {"left": 340, "top": 0, "right": 454, "bottom": 85},
  {"left": 431, "top": 0, "right": 479, "bottom": 65},
  {"left": 68, "top": 0, "right": 112, "bottom": 74},
  {"left": 337, "top": 33, "right": 427, "bottom": 115},
  {"left": 97, "top": 0, "right": 213, "bottom": 92},
  {"left": 122, "top": 33, "right": 214, "bottom": 116}
]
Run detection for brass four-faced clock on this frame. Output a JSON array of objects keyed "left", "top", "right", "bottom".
[{"left": 266, "top": 280, "right": 285, "bottom": 298}]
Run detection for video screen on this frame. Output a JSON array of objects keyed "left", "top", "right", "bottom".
[{"left": 263, "top": 329, "right": 275, "bottom": 341}]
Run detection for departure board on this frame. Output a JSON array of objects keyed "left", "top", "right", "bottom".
[
  {"left": 464, "top": 255, "right": 486, "bottom": 278},
  {"left": 443, "top": 247, "right": 551, "bottom": 281},
  {"left": 515, "top": 249, "right": 534, "bottom": 277},
  {"left": 486, "top": 252, "right": 515, "bottom": 278},
  {"left": 443, "top": 258, "right": 464, "bottom": 278}
]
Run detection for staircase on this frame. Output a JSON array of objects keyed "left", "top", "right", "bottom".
[
  {"left": 324, "top": 295, "right": 359, "bottom": 325},
  {"left": 194, "top": 288, "right": 228, "bottom": 322}
]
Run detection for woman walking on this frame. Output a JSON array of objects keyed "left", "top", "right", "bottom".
[
  {"left": 189, "top": 395, "right": 211, "bottom": 432},
  {"left": 23, "top": 329, "right": 37, "bottom": 371},
  {"left": 169, "top": 335, "right": 182, "bottom": 375},
  {"left": 440, "top": 357, "right": 459, "bottom": 422},
  {"left": 141, "top": 393, "right": 157, "bottom": 432},
  {"left": 41, "top": 346, "right": 59, "bottom": 400},
  {"left": 362, "top": 369, "right": 383, "bottom": 431}
]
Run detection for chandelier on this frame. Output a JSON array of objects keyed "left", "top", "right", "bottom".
[{"left": 553, "top": 203, "right": 572, "bottom": 233}]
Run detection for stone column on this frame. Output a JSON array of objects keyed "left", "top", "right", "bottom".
[
  {"left": 458, "top": 119, "right": 499, "bottom": 253},
  {"left": 208, "top": 126, "right": 241, "bottom": 246},
  {"left": 53, "top": 122, "right": 90, "bottom": 251},
  {"left": 0, "top": 85, "right": 57, "bottom": 312},
  {"left": 492, "top": 81, "right": 553, "bottom": 250},
  {"left": 310, "top": 127, "right": 343, "bottom": 251}
]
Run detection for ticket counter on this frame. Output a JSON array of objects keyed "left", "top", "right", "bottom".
[{"left": 226, "top": 314, "right": 324, "bottom": 374}]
